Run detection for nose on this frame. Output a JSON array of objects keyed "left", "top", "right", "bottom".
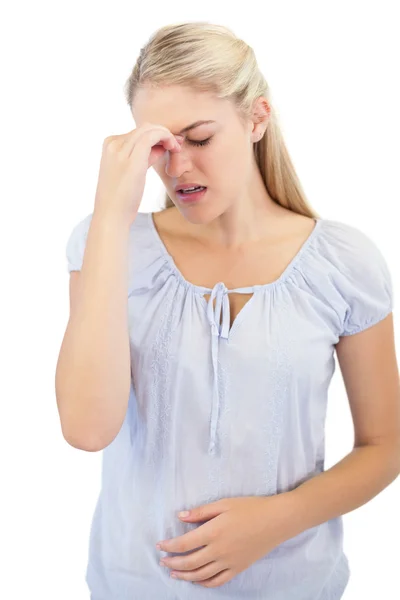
[{"left": 165, "top": 139, "right": 192, "bottom": 178}]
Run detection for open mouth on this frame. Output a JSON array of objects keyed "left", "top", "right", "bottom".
[
  {"left": 176, "top": 186, "right": 208, "bottom": 202},
  {"left": 178, "top": 186, "right": 207, "bottom": 195}
]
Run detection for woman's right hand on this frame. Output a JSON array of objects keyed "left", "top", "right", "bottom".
[{"left": 93, "top": 123, "right": 183, "bottom": 225}]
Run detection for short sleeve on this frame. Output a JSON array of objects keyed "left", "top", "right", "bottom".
[
  {"left": 65, "top": 213, "right": 93, "bottom": 273},
  {"left": 338, "top": 225, "right": 394, "bottom": 336}
]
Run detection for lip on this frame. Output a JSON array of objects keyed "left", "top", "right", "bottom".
[
  {"left": 174, "top": 182, "right": 206, "bottom": 192},
  {"left": 176, "top": 187, "right": 208, "bottom": 204}
]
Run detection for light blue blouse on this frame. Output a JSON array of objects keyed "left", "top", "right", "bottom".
[{"left": 66, "top": 210, "right": 393, "bottom": 600}]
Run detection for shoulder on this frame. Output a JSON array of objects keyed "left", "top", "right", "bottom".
[
  {"left": 65, "top": 210, "right": 165, "bottom": 274},
  {"left": 67, "top": 210, "right": 156, "bottom": 248},
  {"left": 315, "top": 218, "right": 394, "bottom": 335},
  {"left": 318, "top": 216, "right": 376, "bottom": 247},
  {"left": 317, "top": 218, "right": 391, "bottom": 276},
  {"left": 66, "top": 211, "right": 93, "bottom": 245},
  {"left": 66, "top": 212, "right": 94, "bottom": 272}
]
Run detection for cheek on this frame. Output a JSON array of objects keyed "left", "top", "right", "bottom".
[{"left": 216, "top": 143, "right": 247, "bottom": 180}]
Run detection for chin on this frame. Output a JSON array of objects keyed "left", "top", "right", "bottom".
[{"left": 179, "top": 206, "right": 225, "bottom": 226}]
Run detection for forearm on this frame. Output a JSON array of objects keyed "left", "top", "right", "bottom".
[
  {"left": 284, "top": 441, "right": 400, "bottom": 537},
  {"left": 56, "top": 212, "right": 133, "bottom": 450}
]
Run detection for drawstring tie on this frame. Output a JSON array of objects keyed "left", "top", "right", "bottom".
[
  {"left": 206, "top": 283, "right": 230, "bottom": 455},
  {"left": 205, "top": 282, "right": 255, "bottom": 455}
]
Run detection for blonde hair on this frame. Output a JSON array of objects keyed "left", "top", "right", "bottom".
[{"left": 124, "top": 21, "right": 320, "bottom": 218}]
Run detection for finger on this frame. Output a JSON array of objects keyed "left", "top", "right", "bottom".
[
  {"left": 171, "top": 561, "right": 223, "bottom": 583},
  {"left": 159, "top": 524, "right": 212, "bottom": 553},
  {"left": 161, "top": 546, "right": 211, "bottom": 571},
  {"left": 194, "top": 568, "right": 233, "bottom": 588},
  {"left": 126, "top": 125, "right": 178, "bottom": 158},
  {"left": 145, "top": 126, "right": 179, "bottom": 150}
]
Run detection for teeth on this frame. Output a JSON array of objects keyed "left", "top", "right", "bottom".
[{"left": 181, "top": 186, "right": 203, "bottom": 192}]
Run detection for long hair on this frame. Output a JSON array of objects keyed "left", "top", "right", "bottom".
[{"left": 124, "top": 21, "right": 319, "bottom": 218}]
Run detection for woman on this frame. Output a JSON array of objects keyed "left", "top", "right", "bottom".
[{"left": 56, "top": 21, "right": 399, "bottom": 600}]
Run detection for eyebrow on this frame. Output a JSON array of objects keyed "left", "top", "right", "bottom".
[{"left": 176, "top": 120, "right": 216, "bottom": 134}]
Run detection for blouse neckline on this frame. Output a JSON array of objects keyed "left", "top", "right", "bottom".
[{"left": 147, "top": 211, "right": 323, "bottom": 294}]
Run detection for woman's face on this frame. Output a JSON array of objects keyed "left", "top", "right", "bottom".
[{"left": 131, "top": 84, "right": 257, "bottom": 223}]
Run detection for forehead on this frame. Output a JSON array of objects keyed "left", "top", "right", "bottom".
[{"left": 132, "top": 85, "right": 233, "bottom": 134}]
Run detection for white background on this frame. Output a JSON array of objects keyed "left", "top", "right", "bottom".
[{"left": 1, "top": 1, "right": 399, "bottom": 598}]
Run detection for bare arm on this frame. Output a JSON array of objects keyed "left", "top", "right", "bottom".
[{"left": 55, "top": 211, "right": 134, "bottom": 451}]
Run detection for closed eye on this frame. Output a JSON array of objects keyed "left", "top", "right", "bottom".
[{"left": 187, "top": 137, "right": 212, "bottom": 147}]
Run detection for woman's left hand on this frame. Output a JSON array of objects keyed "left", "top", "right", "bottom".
[{"left": 156, "top": 493, "right": 299, "bottom": 588}]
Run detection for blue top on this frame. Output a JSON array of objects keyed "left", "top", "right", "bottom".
[{"left": 66, "top": 211, "right": 393, "bottom": 600}]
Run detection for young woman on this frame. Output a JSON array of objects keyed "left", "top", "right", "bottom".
[{"left": 56, "top": 21, "right": 399, "bottom": 600}]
